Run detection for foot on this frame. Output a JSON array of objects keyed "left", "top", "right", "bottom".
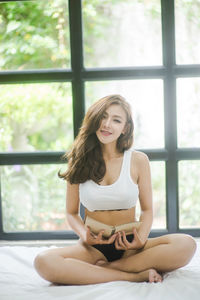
[
  {"left": 137, "top": 269, "right": 162, "bottom": 283},
  {"left": 96, "top": 260, "right": 162, "bottom": 283}
]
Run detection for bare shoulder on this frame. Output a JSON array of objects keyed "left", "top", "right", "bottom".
[
  {"left": 130, "top": 151, "right": 151, "bottom": 186},
  {"left": 130, "top": 150, "right": 150, "bottom": 183},
  {"left": 67, "top": 181, "right": 79, "bottom": 191},
  {"left": 131, "top": 150, "right": 149, "bottom": 165}
]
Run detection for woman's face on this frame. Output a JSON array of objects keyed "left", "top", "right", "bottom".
[{"left": 96, "top": 104, "right": 127, "bottom": 145}]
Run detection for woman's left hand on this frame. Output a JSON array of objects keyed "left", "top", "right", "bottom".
[{"left": 115, "top": 228, "right": 146, "bottom": 250}]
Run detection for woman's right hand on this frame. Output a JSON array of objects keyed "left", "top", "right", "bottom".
[{"left": 84, "top": 226, "right": 117, "bottom": 246}]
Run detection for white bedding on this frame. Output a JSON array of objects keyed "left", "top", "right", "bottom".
[{"left": 0, "top": 241, "right": 200, "bottom": 300}]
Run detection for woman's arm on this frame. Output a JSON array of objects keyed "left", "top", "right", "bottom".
[
  {"left": 66, "top": 181, "right": 87, "bottom": 241},
  {"left": 136, "top": 152, "right": 153, "bottom": 245}
]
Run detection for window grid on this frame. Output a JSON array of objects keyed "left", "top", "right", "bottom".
[{"left": 0, "top": 0, "right": 200, "bottom": 240}]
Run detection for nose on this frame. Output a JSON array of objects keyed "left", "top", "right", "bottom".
[{"left": 103, "top": 117, "right": 111, "bottom": 128}]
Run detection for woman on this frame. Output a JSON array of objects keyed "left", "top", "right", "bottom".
[{"left": 34, "top": 94, "right": 196, "bottom": 284}]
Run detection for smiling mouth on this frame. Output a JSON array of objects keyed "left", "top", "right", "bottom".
[{"left": 100, "top": 130, "right": 112, "bottom": 136}]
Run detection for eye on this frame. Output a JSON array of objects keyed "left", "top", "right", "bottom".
[{"left": 114, "top": 119, "right": 121, "bottom": 123}]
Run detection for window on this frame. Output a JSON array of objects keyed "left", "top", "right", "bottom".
[{"left": 0, "top": 0, "right": 200, "bottom": 240}]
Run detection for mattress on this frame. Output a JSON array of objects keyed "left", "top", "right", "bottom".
[{"left": 0, "top": 240, "right": 200, "bottom": 300}]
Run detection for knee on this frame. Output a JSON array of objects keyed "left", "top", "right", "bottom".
[
  {"left": 185, "top": 234, "right": 196, "bottom": 255},
  {"left": 34, "top": 252, "right": 45, "bottom": 273},
  {"left": 179, "top": 234, "right": 196, "bottom": 255},
  {"left": 34, "top": 251, "right": 54, "bottom": 282},
  {"left": 174, "top": 234, "right": 197, "bottom": 266}
]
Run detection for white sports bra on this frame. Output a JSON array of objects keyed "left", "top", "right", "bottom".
[{"left": 79, "top": 149, "right": 139, "bottom": 212}]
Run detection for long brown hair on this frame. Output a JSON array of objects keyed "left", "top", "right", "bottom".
[{"left": 58, "top": 94, "right": 134, "bottom": 184}]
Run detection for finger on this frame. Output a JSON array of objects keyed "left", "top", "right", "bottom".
[
  {"left": 132, "top": 228, "right": 140, "bottom": 241},
  {"left": 116, "top": 232, "right": 127, "bottom": 250},
  {"left": 86, "top": 227, "right": 94, "bottom": 236},
  {"left": 133, "top": 228, "right": 143, "bottom": 244},
  {"left": 121, "top": 231, "right": 132, "bottom": 248},
  {"left": 118, "top": 232, "right": 127, "bottom": 248},
  {"left": 85, "top": 227, "right": 97, "bottom": 244},
  {"left": 115, "top": 237, "right": 124, "bottom": 250},
  {"left": 131, "top": 229, "right": 145, "bottom": 249},
  {"left": 86, "top": 226, "right": 92, "bottom": 238},
  {"left": 90, "top": 233, "right": 98, "bottom": 240},
  {"left": 96, "top": 230, "right": 105, "bottom": 243},
  {"left": 133, "top": 227, "right": 140, "bottom": 238},
  {"left": 114, "top": 234, "right": 121, "bottom": 249},
  {"left": 105, "top": 233, "right": 118, "bottom": 244}
]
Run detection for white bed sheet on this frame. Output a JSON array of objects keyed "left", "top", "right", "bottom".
[{"left": 0, "top": 241, "right": 200, "bottom": 300}]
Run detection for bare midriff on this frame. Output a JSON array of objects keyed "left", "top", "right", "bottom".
[{"left": 85, "top": 207, "right": 137, "bottom": 226}]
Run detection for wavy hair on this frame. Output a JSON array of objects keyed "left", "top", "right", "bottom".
[{"left": 58, "top": 94, "right": 134, "bottom": 184}]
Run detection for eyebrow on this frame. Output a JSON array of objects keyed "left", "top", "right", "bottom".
[
  {"left": 103, "top": 112, "right": 123, "bottom": 119},
  {"left": 113, "top": 115, "right": 123, "bottom": 119}
]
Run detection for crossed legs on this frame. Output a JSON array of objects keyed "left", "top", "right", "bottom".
[
  {"left": 101, "top": 233, "right": 197, "bottom": 273},
  {"left": 34, "top": 241, "right": 158, "bottom": 284},
  {"left": 34, "top": 233, "right": 196, "bottom": 285}
]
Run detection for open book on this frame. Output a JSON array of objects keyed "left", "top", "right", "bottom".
[{"left": 85, "top": 216, "right": 141, "bottom": 238}]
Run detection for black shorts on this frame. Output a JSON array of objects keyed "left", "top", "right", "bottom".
[{"left": 92, "top": 234, "right": 134, "bottom": 262}]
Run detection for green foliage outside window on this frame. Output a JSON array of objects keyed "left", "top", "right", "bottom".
[
  {"left": 0, "top": 83, "right": 73, "bottom": 152},
  {"left": 0, "top": 0, "right": 70, "bottom": 70}
]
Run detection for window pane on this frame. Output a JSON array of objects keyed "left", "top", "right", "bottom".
[
  {"left": 136, "top": 162, "right": 166, "bottom": 229},
  {"left": 177, "top": 78, "right": 200, "bottom": 148},
  {"left": 82, "top": 0, "right": 162, "bottom": 67},
  {"left": 0, "top": 83, "right": 73, "bottom": 152},
  {"left": 151, "top": 162, "right": 166, "bottom": 229},
  {"left": 175, "top": 0, "right": 200, "bottom": 64},
  {"left": 0, "top": 0, "right": 70, "bottom": 70},
  {"left": 85, "top": 80, "right": 164, "bottom": 149},
  {"left": 1, "top": 164, "right": 71, "bottom": 232},
  {"left": 179, "top": 161, "right": 200, "bottom": 228}
]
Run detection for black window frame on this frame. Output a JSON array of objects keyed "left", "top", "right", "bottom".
[{"left": 0, "top": 0, "right": 200, "bottom": 241}]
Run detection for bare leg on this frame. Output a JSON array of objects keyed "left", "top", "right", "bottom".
[
  {"left": 34, "top": 242, "right": 162, "bottom": 284},
  {"left": 35, "top": 254, "right": 161, "bottom": 284},
  {"left": 103, "top": 234, "right": 197, "bottom": 273}
]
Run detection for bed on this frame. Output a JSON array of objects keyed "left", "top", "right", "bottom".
[{"left": 0, "top": 240, "right": 200, "bottom": 300}]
